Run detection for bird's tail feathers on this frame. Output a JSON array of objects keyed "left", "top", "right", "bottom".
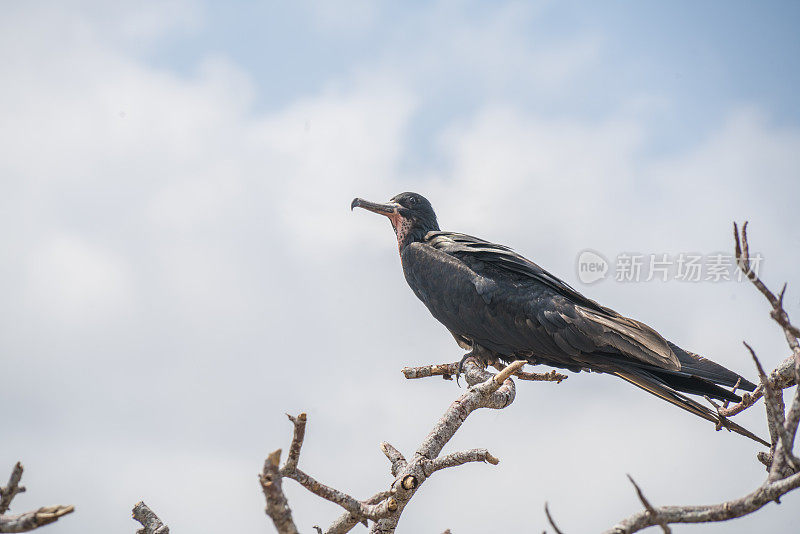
[
  {"left": 667, "top": 341, "right": 757, "bottom": 391},
  {"left": 613, "top": 370, "right": 769, "bottom": 447}
]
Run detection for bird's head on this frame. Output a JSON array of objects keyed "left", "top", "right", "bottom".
[{"left": 351, "top": 192, "right": 440, "bottom": 251}]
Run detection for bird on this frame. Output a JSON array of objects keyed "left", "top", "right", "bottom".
[{"left": 351, "top": 192, "right": 768, "bottom": 446}]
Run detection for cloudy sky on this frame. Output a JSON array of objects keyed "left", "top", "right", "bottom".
[{"left": 2, "top": 1, "right": 799, "bottom": 532}]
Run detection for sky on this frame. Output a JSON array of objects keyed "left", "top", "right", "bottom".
[{"left": 1, "top": 1, "right": 799, "bottom": 532}]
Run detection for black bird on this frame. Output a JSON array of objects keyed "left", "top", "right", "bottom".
[{"left": 351, "top": 192, "right": 767, "bottom": 446}]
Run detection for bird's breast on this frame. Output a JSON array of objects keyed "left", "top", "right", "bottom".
[{"left": 400, "top": 243, "right": 508, "bottom": 342}]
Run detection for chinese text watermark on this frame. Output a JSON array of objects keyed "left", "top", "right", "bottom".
[{"left": 576, "top": 250, "right": 762, "bottom": 284}]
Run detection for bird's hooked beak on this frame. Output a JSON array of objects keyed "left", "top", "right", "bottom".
[{"left": 350, "top": 198, "right": 401, "bottom": 218}]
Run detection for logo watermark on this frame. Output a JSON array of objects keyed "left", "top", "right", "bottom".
[
  {"left": 576, "top": 249, "right": 609, "bottom": 284},
  {"left": 576, "top": 251, "right": 762, "bottom": 284}
]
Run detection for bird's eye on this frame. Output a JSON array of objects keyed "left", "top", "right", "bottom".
[{"left": 409, "top": 196, "right": 417, "bottom": 205}]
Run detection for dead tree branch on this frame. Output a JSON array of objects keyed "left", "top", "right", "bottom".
[
  {"left": 603, "top": 470, "right": 800, "bottom": 533},
  {"left": 544, "top": 502, "right": 565, "bottom": 534},
  {"left": 260, "top": 358, "right": 545, "bottom": 534},
  {"left": 0, "top": 463, "right": 74, "bottom": 533},
  {"left": 402, "top": 360, "right": 567, "bottom": 383},
  {"left": 260, "top": 450, "right": 299, "bottom": 534},
  {"left": 599, "top": 222, "right": 800, "bottom": 533},
  {"left": 132, "top": 502, "right": 169, "bottom": 534},
  {"left": 734, "top": 222, "right": 800, "bottom": 352},
  {"left": 0, "top": 464, "right": 25, "bottom": 516},
  {"left": 427, "top": 448, "right": 499, "bottom": 475},
  {"left": 625, "top": 475, "right": 671, "bottom": 534}
]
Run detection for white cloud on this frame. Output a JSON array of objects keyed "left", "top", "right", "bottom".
[
  {"left": 430, "top": 107, "right": 644, "bottom": 240},
  {"left": 25, "top": 234, "right": 134, "bottom": 323}
]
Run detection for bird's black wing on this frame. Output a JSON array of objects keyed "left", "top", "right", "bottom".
[
  {"left": 401, "top": 232, "right": 765, "bottom": 444},
  {"left": 422, "top": 231, "right": 681, "bottom": 372}
]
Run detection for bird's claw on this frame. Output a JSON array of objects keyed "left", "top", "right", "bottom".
[{"left": 455, "top": 353, "right": 472, "bottom": 387}]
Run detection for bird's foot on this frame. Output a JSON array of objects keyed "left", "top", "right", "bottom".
[
  {"left": 455, "top": 353, "right": 472, "bottom": 386},
  {"left": 455, "top": 347, "right": 491, "bottom": 386}
]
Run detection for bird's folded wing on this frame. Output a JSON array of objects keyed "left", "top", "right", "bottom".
[{"left": 426, "top": 231, "right": 680, "bottom": 371}]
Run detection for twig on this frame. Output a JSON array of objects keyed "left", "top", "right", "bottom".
[
  {"left": 285, "top": 465, "right": 395, "bottom": 521},
  {"left": 284, "top": 413, "right": 307, "bottom": 473},
  {"left": 490, "top": 362, "right": 568, "bottom": 382},
  {"left": 785, "top": 376, "right": 800, "bottom": 450},
  {"left": 0, "top": 463, "right": 74, "bottom": 533},
  {"left": 402, "top": 362, "right": 459, "bottom": 380},
  {"left": 260, "top": 450, "right": 299, "bottom": 534},
  {"left": 717, "top": 386, "right": 763, "bottom": 417},
  {"left": 745, "top": 345, "right": 786, "bottom": 441},
  {"left": 402, "top": 360, "right": 567, "bottom": 384},
  {"left": 326, "top": 492, "right": 391, "bottom": 534},
  {"left": 0, "top": 464, "right": 25, "bottom": 515},
  {"left": 276, "top": 414, "right": 398, "bottom": 522},
  {"left": 544, "top": 502, "right": 565, "bottom": 534},
  {"left": 0, "top": 506, "right": 75, "bottom": 533},
  {"left": 718, "top": 353, "right": 799, "bottom": 417},
  {"left": 744, "top": 342, "right": 800, "bottom": 477},
  {"left": 626, "top": 475, "right": 671, "bottom": 534},
  {"left": 425, "top": 448, "right": 499, "bottom": 476},
  {"left": 734, "top": 222, "right": 800, "bottom": 352},
  {"left": 604, "top": 470, "right": 800, "bottom": 533},
  {"left": 380, "top": 442, "right": 407, "bottom": 476},
  {"left": 722, "top": 378, "right": 742, "bottom": 408},
  {"left": 132, "top": 502, "right": 168, "bottom": 534}
]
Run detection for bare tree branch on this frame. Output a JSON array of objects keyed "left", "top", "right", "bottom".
[
  {"left": 603, "top": 470, "right": 800, "bottom": 533},
  {"left": 734, "top": 221, "right": 800, "bottom": 352},
  {"left": 544, "top": 502, "right": 565, "bottom": 534},
  {"left": 325, "top": 492, "right": 390, "bottom": 534},
  {"left": 0, "top": 506, "right": 75, "bottom": 533},
  {"left": 269, "top": 413, "right": 398, "bottom": 526},
  {"left": 286, "top": 464, "right": 396, "bottom": 521},
  {"left": 744, "top": 342, "right": 799, "bottom": 476},
  {"left": 284, "top": 413, "right": 307, "bottom": 473},
  {"left": 402, "top": 360, "right": 567, "bottom": 383},
  {"left": 380, "top": 442, "right": 407, "bottom": 477},
  {"left": 425, "top": 448, "right": 499, "bottom": 475},
  {"left": 260, "top": 450, "right": 299, "bottom": 534},
  {"left": 0, "top": 464, "right": 25, "bottom": 516},
  {"left": 401, "top": 361, "right": 461, "bottom": 380},
  {"left": 132, "top": 502, "right": 169, "bottom": 534},
  {"left": 718, "top": 353, "right": 798, "bottom": 417},
  {"left": 368, "top": 359, "right": 525, "bottom": 533},
  {"left": 259, "top": 358, "right": 548, "bottom": 534},
  {"left": 601, "top": 222, "right": 800, "bottom": 532},
  {"left": 0, "top": 463, "right": 74, "bottom": 533},
  {"left": 626, "top": 475, "right": 671, "bottom": 534}
]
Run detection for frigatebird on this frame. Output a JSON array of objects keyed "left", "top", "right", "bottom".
[{"left": 351, "top": 192, "right": 768, "bottom": 446}]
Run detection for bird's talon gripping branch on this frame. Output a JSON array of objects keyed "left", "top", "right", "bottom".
[{"left": 455, "top": 353, "right": 474, "bottom": 386}]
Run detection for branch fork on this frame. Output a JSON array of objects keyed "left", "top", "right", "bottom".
[
  {"left": 0, "top": 462, "right": 74, "bottom": 533},
  {"left": 261, "top": 358, "right": 542, "bottom": 534}
]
